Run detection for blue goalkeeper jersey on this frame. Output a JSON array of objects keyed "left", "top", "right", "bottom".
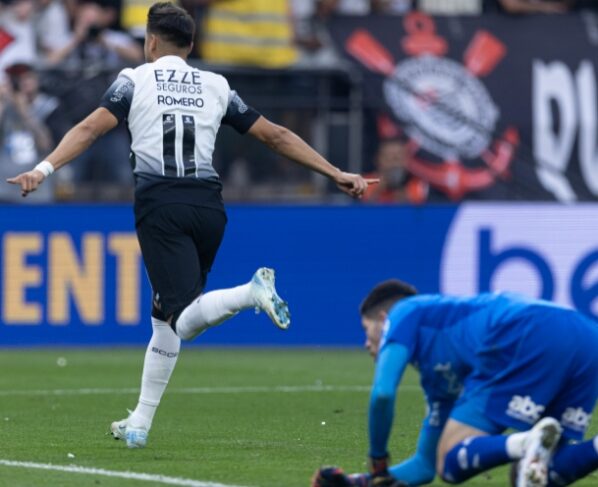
[{"left": 381, "top": 291, "right": 570, "bottom": 404}]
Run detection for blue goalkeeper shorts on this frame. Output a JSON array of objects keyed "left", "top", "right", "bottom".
[{"left": 450, "top": 307, "right": 598, "bottom": 440}]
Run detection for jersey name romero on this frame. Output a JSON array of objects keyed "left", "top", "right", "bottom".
[{"left": 99, "top": 55, "right": 260, "bottom": 221}]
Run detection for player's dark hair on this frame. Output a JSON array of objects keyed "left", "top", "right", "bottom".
[
  {"left": 147, "top": 2, "right": 195, "bottom": 48},
  {"left": 359, "top": 279, "right": 417, "bottom": 318}
]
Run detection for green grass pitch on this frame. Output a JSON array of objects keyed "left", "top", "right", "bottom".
[{"left": 0, "top": 349, "right": 596, "bottom": 487}]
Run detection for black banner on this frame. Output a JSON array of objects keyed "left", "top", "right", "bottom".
[{"left": 329, "top": 13, "right": 598, "bottom": 201}]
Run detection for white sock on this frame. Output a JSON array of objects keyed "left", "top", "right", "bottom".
[
  {"left": 176, "top": 283, "right": 253, "bottom": 340},
  {"left": 128, "top": 317, "right": 181, "bottom": 430},
  {"left": 594, "top": 436, "right": 598, "bottom": 454},
  {"left": 506, "top": 431, "right": 529, "bottom": 459}
]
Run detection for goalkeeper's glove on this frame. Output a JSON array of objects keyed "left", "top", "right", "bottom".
[
  {"left": 311, "top": 462, "right": 406, "bottom": 487},
  {"left": 368, "top": 456, "right": 406, "bottom": 487},
  {"left": 311, "top": 466, "right": 355, "bottom": 487}
]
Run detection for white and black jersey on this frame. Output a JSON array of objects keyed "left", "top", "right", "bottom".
[{"left": 99, "top": 55, "right": 260, "bottom": 222}]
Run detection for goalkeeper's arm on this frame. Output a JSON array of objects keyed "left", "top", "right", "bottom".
[{"left": 388, "top": 426, "right": 440, "bottom": 485}]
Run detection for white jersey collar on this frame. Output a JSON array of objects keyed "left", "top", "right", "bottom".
[{"left": 153, "top": 55, "right": 188, "bottom": 66}]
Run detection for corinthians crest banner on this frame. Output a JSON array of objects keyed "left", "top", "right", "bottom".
[{"left": 329, "top": 13, "right": 598, "bottom": 201}]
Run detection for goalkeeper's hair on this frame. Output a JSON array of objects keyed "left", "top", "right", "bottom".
[
  {"left": 147, "top": 2, "right": 195, "bottom": 48},
  {"left": 359, "top": 279, "right": 417, "bottom": 319}
]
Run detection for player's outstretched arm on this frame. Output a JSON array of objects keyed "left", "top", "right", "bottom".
[
  {"left": 369, "top": 343, "right": 410, "bottom": 480},
  {"left": 388, "top": 424, "right": 441, "bottom": 485},
  {"left": 6, "top": 107, "right": 118, "bottom": 197},
  {"left": 247, "top": 116, "right": 377, "bottom": 198}
]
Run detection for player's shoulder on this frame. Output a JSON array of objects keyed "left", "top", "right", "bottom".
[
  {"left": 386, "top": 294, "right": 449, "bottom": 331},
  {"left": 197, "top": 69, "right": 230, "bottom": 91},
  {"left": 390, "top": 294, "right": 441, "bottom": 314},
  {"left": 387, "top": 295, "right": 426, "bottom": 325},
  {"left": 121, "top": 60, "right": 175, "bottom": 81},
  {"left": 196, "top": 68, "right": 226, "bottom": 81},
  {"left": 114, "top": 66, "right": 140, "bottom": 85}
]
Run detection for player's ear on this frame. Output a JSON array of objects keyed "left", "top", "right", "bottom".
[
  {"left": 186, "top": 42, "right": 193, "bottom": 56},
  {"left": 147, "top": 34, "right": 158, "bottom": 53}
]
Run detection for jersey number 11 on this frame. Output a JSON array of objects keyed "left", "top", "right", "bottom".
[{"left": 162, "top": 113, "right": 196, "bottom": 177}]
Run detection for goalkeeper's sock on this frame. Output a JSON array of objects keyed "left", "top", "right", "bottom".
[
  {"left": 546, "top": 436, "right": 598, "bottom": 486},
  {"left": 175, "top": 284, "right": 252, "bottom": 340},
  {"left": 442, "top": 435, "right": 512, "bottom": 483},
  {"left": 127, "top": 317, "right": 180, "bottom": 430}
]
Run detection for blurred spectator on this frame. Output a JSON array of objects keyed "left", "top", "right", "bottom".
[
  {"left": 419, "top": 0, "right": 482, "bottom": 14},
  {"left": 318, "top": 0, "right": 415, "bottom": 14},
  {"left": 180, "top": 0, "right": 211, "bottom": 56},
  {"left": 317, "top": 0, "right": 413, "bottom": 16},
  {"left": 291, "top": 0, "right": 341, "bottom": 67},
  {"left": 371, "top": 0, "right": 413, "bottom": 13},
  {"left": 67, "top": 123, "right": 133, "bottom": 200},
  {"left": 318, "top": 0, "right": 371, "bottom": 15},
  {"left": 199, "top": 0, "right": 298, "bottom": 68},
  {"left": 497, "top": 0, "right": 570, "bottom": 13},
  {"left": 38, "top": 1, "right": 140, "bottom": 198},
  {"left": 6, "top": 62, "right": 70, "bottom": 143},
  {"left": 0, "top": 0, "right": 37, "bottom": 82},
  {"left": 45, "top": 1, "right": 143, "bottom": 68},
  {"left": 0, "top": 67, "right": 56, "bottom": 202},
  {"left": 362, "top": 138, "right": 428, "bottom": 204},
  {"left": 36, "top": 0, "right": 73, "bottom": 63}
]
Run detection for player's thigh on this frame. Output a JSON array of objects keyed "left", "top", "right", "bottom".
[
  {"left": 186, "top": 206, "right": 227, "bottom": 287},
  {"left": 436, "top": 419, "right": 489, "bottom": 473},
  {"left": 136, "top": 206, "right": 203, "bottom": 318},
  {"left": 545, "top": 335, "right": 598, "bottom": 441},
  {"left": 458, "top": 325, "right": 567, "bottom": 435}
]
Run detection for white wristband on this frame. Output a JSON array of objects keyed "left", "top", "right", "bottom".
[{"left": 34, "top": 160, "right": 55, "bottom": 177}]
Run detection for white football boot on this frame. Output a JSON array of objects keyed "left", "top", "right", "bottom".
[
  {"left": 110, "top": 417, "right": 127, "bottom": 441},
  {"left": 518, "top": 417, "right": 562, "bottom": 487},
  {"left": 124, "top": 426, "right": 148, "bottom": 449},
  {"left": 251, "top": 267, "right": 290, "bottom": 330},
  {"left": 110, "top": 412, "right": 148, "bottom": 449}
]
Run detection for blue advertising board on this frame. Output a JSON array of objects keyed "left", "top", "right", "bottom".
[{"left": 0, "top": 204, "right": 596, "bottom": 346}]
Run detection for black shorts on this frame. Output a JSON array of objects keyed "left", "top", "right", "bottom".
[{"left": 136, "top": 203, "right": 227, "bottom": 321}]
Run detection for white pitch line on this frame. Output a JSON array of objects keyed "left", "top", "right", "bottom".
[
  {"left": 0, "top": 384, "right": 419, "bottom": 397},
  {"left": 0, "top": 459, "right": 248, "bottom": 487}
]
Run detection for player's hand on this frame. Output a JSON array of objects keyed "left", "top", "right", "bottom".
[
  {"left": 334, "top": 171, "right": 379, "bottom": 198},
  {"left": 6, "top": 170, "right": 46, "bottom": 197},
  {"left": 310, "top": 466, "right": 351, "bottom": 487},
  {"left": 369, "top": 475, "right": 405, "bottom": 487}
]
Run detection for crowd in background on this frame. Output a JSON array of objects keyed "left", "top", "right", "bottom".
[{"left": 0, "top": 0, "right": 595, "bottom": 204}]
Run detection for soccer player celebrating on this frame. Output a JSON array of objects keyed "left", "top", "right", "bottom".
[
  {"left": 313, "top": 281, "right": 598, "bottom": 487},
  {"left": 7, "top": 2, "right": 374, "bottom": 449}
]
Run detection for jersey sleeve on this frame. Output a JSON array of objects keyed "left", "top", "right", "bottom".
[
  {"left": 221, "top": 90, "right": 261, "bottom": 134},
  {"left": 99, "top": 73, "right": 135, "bottom": 123},
  {"left": 387, "top": 395, "right": 452, "bottom": 484},
  {"left": 389, "top": 421, "right": 440, "bottom": 485},
  {"left": 368, "top": 342, "right": 410, "bottom": 458}
]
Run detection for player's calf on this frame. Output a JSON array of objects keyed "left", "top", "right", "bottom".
[{"left": 441, "top": 435, "right": 512, "bottom": 483}]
